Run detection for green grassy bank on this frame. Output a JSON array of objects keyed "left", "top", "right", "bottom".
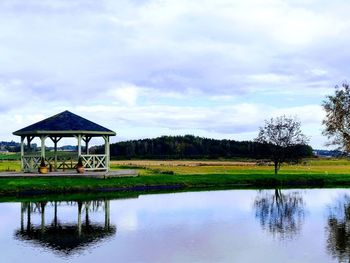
[
  {"left": 1, "top": 158, "right": 350, "bottom": 197},
  {"left": 1, "top": 172, "right": 350, "bottom": 197}
]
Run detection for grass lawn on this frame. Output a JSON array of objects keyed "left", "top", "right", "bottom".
[
  {"left": 0, "top": 161, "right": 20, "bottom": 172},
  {"left": 110, "top": 158, "right": 350, "bottom": 176},
  {"left": 0, "top": 153, "right": 20, "bottom": 160},
  {"left": 0, "top": 158, "right": 350, "bottom": 197}
]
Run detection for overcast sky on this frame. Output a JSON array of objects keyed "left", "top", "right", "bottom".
[{"left": 1, "top": 0, "right": 350, "bottom": 148}]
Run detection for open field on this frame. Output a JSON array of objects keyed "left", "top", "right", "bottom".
[
  {"left": 3, "top": 158, "right": 350, "bottom": 175},
  {"left": 0, "top": 153, "right": 19, "bottom": 160},
  {"left": 0, "top": 158, "right": 350, "bottom": 196},
  {"left": 110, "top": 158, "right": 350, "bottom": 175},
  {"left": 0, "top": 161, "right": 20, "bottom": 172}
]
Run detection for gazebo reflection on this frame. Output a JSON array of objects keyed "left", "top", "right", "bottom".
[{"left": 15, "top": 200, "right": 116, "bottom": 256}]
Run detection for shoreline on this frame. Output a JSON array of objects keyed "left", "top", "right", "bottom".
[{"left": 1, "top": 172, "right": 350, "bottom": 200}]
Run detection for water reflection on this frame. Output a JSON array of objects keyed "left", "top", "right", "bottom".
[
  {"left": 254, "top": 189, "right": 306, "bottom": 240},
  {"left": 15, "top": 200, "right": 116, "bottom": 256},
  {"left": 326, "top": 194, "right": 350, "bottom": 262}
]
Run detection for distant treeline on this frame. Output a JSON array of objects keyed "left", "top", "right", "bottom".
[
  {"left": 0, "top": 141, "right": 21, "bottom": 152},
  {"left": 91, "top": 135, "right": 313, "bottom": 160}
]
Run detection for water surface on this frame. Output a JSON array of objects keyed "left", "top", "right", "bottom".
[{"left": 1, "top": 189, "right": 349, "bottom": 262}]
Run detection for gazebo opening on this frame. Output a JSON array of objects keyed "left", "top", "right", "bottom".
[{"left": 13, "top": 110, "right": 116, "bottom": 173}]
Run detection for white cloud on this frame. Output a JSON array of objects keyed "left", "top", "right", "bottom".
[
  {"left": 107, "top": 83, "right": 144, "bottom": 106},
  {"left": 0, "top": 0, "right": 348, "bottom": 148}
]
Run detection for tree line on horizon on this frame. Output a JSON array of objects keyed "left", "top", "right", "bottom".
[{"left": 91, "top": 134, "right": 313, "bottom": 161}]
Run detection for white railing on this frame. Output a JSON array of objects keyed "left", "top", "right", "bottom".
[
  {"left": 22, "top": 154, "right": 108, "bottom": 172},
  {"left": 22, "top": 155, "right": 41, "bottom": 172},
  {"left": 22, "top": 155, "right": 78, "bottom": 172},
  {"left": 80, "top": 154, "right": 108, "bottom": 171}
]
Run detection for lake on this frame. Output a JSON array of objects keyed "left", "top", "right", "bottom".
[{"left": 1, "top": 188, "right": 349, "bottom": 263}]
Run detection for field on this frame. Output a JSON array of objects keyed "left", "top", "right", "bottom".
[
  {"left": 0, "top": 158, "right": 350, "bottom": 196},
  {"left": 2, "top": 158, "right": 350, "bottom": 175},
  {"left": 0, "top": 160, "right": 20, "bottom": 172},
  {"left": 110, "top": 158, "right": 350, "bottom": 176}
]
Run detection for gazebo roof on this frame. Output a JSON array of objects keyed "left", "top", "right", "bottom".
[{"left": 13, "top": 110, "right": 116, "bottom": 137}]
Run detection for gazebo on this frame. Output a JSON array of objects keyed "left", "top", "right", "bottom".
[{"left": 13, "top": 110, "right": 116, "bottom": 173}]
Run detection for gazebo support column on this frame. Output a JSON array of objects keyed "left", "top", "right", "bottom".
[
  {"left": 50, "top": 137, "right": 62, "bottom": 171},
  {"left": 83, "top": 136, "right": 91, "bottom": 154},
  {"left": 103, "top": 136, "right": 110, "bottom": 172},
  {"left": 40, "top": 136, "right": 47, "bottom": 159},
  {"left": 26, "top": 136, "right": 34, "bottom": 152},
  {"left": 20, "top": 136, "right": 25, "bottom": 171},
  {"left": 77, "top": 135, "right": 82, "bottom": 157}
]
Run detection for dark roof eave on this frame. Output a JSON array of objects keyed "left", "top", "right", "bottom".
[{"left": 13, "top": 130, "right": 116, "bottom": 137}]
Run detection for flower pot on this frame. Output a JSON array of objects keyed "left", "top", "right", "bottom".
[
  {"left": 76, "top": 166, "right": 85, "bottom": 174},
  {"left": 38, "top": 166, "right": 48, "bottom": 174}
]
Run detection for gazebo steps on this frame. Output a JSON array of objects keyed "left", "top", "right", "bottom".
[{"left": 0, "top": 169, "right": 138, "bottom": 178}]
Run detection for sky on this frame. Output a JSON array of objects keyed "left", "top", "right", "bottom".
[{"left": 1, "top": 0, "right": 350, "bottom": 148}]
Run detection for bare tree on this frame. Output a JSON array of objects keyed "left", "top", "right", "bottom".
[
  {"left": 322, "top": 82, "right": 350, "bottom": 151},
  {"left": 256, "top": 116, "right": 309, "bottom": 175}
]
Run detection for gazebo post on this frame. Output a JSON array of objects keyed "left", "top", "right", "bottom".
[
  {"left": 40, "top": 136, "right": 46, "bottom": 159},
  {"left": 77, "top": 134, "right": 82, "bottom": 157},
  {"left": 26, "top": 136, "right": 31, "bottom": 152},
  {"left": 50, "top": 137, "right": 62, "bottom": 171},
  {"left": 20, "top": 136, "right": 25, "bottom": 171},
  {"left": 54, "top": 139, "right": 57, "bottom": 171},
  {"left": 83, "top": 136, "right": 91, "bottom": 154},
  {"left": 104, "top": 136, "right": 110, "bottom": 172}
]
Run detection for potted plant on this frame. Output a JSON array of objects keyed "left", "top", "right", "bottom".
[
  {"left": 38, "top": 157, "right": 48, "bottom": 174},
  {"left": 76, "top": 156, "right": 85, "bottom": 174}
]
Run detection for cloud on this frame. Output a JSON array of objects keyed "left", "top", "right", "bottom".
[
  {"left": 107, "top": 83, "right": 144, "bottom": 106},
  {"left": 0, "top": 0, "right": 348, "bottom": 148}
]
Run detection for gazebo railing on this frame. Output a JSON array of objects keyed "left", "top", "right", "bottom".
[
  {"left": 22, "top": 154, "right": 108, "bottom": 172},
  {"left": 22, "top": 155, "right": 78, "bottom": 172},
  {"left": 22, "top": 155, "right": 42, "bottom": 172},
  {"left": 80, "top": 154, "right": 108, "bottom": 171},
  {"left": 48, "top": 156, "right": 77, "bottom": 170}
]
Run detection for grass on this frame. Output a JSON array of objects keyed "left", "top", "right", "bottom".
[
  {"left": 0, "top": 161, "right": 20, "bottom": 172},
  {"left": 0, "top": 153, "right": 20, "bottom": 160},
  {"left": 1, "top": 158, "right": 350, "bottom": 197},
  {"left": 110, "top": 158, "right": 350, "bottom": 176}
]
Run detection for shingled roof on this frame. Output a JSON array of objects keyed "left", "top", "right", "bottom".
[{"left": 13, "top": 110, "right": 116, "bottom": 136}]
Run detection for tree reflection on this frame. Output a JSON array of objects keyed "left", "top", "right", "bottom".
[
  {"left": 254, "top": 189, "right": 305, "bottom": 240},
  {"left": 326, "top": 194, "right": 350, "bottom": 262}
]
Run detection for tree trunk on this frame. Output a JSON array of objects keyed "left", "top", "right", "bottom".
[{"left": 274, "top": 161, "right": 279, "bottom": 175}]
